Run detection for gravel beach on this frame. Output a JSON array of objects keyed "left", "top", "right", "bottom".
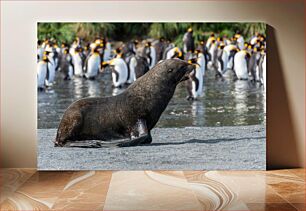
[{"left": 38, "top": 125, "right": 265, "bottom": 170}]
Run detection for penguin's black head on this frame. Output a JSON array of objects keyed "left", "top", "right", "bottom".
[
  {"left": 101, "top": 61, "right": 110, "bottom": 68},
  {"left": 218, "top": 43, "right": 225, "bottom": 49},
  {"left": 145, "top": 42, "right": 151, "bottom": 47},
  {"left": 248, "top": 44, "right": 253, "bottom": 50},
  {"left": 43, "top": 51, "right": 51, "bottom": 56},
  {"left": 75, "top": 46, "right": 83, "bottom": 53},
  {"left": 61, "top": 42, "right": 68, "bottom": 48},
  {"left": 194, "top": 49, "right": 201, "bottom": 55},
  {"left": 188, "top": 58, "right": 198, "bottom": 65},
  {"left": 42, "top": 55, "right": 49, "bottom": 62},
  {"left": 172, "top": 47, "right": 183, "bottom": 59},
  {"left": 134, "top": 39, "right": 139, "bottom": 45},
  {"left": 114, "top": 47, "right": 122, "bottom": 54},
  {"left": 211, "top": 33, "right": 215, "bottom": 37},
  {"left": 63, "top": 48, "right": 69, "bottom": 54},
  {"left": 95, "top": 38, "right": 104, "bottom": 48}
]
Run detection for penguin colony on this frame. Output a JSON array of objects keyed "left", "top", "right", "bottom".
[{"left": 37, "top": 28, "right": 266, "bottom": 100}]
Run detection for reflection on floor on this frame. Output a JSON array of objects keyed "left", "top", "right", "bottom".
[{"left": 0, "top": 169, "right": 304, "bottom": 210}]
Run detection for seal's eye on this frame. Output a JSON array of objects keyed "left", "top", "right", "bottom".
[{"left": 168, "top": 68, "right": 174, "bottom": 73}]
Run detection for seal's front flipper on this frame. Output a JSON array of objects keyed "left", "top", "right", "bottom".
[{"left": 118, "top": 119, "right": 151, "bottom": 147}]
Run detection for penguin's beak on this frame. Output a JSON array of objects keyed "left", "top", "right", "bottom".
[
  {"left": 101, "top": 61, "right": 110, "bottom": 68},
  {"left": 187, "top": 63, "right": 197, "bottom": 73}
]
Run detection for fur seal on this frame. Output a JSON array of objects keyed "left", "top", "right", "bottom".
[{"left": 54, "top": 59, "right": 195, "bottom": 148}]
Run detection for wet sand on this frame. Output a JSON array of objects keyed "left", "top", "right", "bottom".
[{"left": 38, "top": 125, "right": 265, "bottom": 170}]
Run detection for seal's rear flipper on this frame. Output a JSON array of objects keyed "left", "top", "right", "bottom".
[
  {"left": 62, "top": 139, "right": 130, "bottom": 148},
  {"left": 60, "top": 135, "right": 150, "bottom": 148}
]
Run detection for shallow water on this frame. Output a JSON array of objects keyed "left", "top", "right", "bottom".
[{"left": 38, "top": 69, "right": 266, "bottom": 129}]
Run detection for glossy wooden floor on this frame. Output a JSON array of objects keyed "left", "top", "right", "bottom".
[{"left": 0, "top": 169, "right": 304, "bottom": 210}]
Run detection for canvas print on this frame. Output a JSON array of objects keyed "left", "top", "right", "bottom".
[{"left": 37, "top": 23, "right": 266, "bottom": 170}]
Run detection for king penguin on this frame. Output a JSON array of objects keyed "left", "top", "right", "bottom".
[
  {"left": 45, "top": 45, "right": 56, "bottom": 86},
  {"left": 223, "top": 44, "right": 239, "bottom": 71},
  {"left": 234, "top": 49, "right": 251, "bottom": 80},
  {"left": 72, "top": 46, "right": 85, "bottom": 77},
  {"left": 216, "top": 43, "right": 229, "bottom": 76},
  {"left": 37, "top": 53, "right": 49, "bottom": 91},
  {"left": 194, "top": 49, "right": 206, "bottom": 76},
  {"left": 103, "top": 41, "right": 112, "bottom": 62},
  {"left": 122, "top": 47, "right": 137, "bottom": 84},
  {"left": 59, "top": 48, "right": 74, "bottom": 80},
  {"left": 145, "top": 42, "right": 156, "bottom": 69},
  {"left": 235, "top": 31, "right": 245, "bottom": 50},
  {"left": 186, "top": 58, "right": 203, "bottom": 101},
  {"left": 84, "top": 43, "right": 101, "bottom": 80},
  {"left": 103, "top": 50, "right": 128, "bottom": 88},
  {"left": 258, "top": 48, "right": 266, "bottom": 89}
]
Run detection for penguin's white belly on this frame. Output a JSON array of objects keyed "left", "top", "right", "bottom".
[
  {"left": 223, "top": 48, "right": 233, "bottom": 70},
  {"left": 46, "top": 57, "right": 56, "bottom": 85},
  {"left": 262, "top": 55, "right": 266, "bottom": 91},
  {"left": 237, "top": 37, "right": 244, "bottom": 50},
  {"left": 37, "top": 48, "right": 44, "bottom": 61},
  {"left": 219, "top": 51, "right": 229, "bottom": 73},
  {"left": 68, "top": 65, "right": 74, "bottom": 79},
  {"left": 73, "top": 54, "right": 83, "bottom": 76},
  {"left": 206, "top": 40, "right": 212, "bottom": 49},
  {"left": 127, "top": 57, "right": 137, "bottom": 83},
  {"left": 104, "top": 44, "right": 112, "bottom": 61},
  {"left": 149, "top": 47, "right": 156, "bottom": 69},
  {"left": 256, "top": 66, "right": 260, "bottom": 81},
  {"left": 192, "top": 67, "right": 204, "bottom": 98},
  {"left": 234, "top": 52, "right": 248, "bottom": 80},
  {"left": 227, "top": 55, "right": 234, "bottom": 70},
  {"left": 166, "top": 48, "right": 175, "bottom": 59},
  {"left": 191, "top": 81, "right": 197, "bottom": 98},
  {"left": 112, "top": 58, "right": 128, "bottom": 87},
  {"left": 209, "top": 45, "right": 216, "bottom": 61},
  {"left": 197, "top": 54, "right": 206, "bottom": 76},
  {"left": 37, "top": 62, "right": 47, "bottom": 88},
  {"left": 250, "top": 37, "right": 258, "bottom": 45},
  {"left": 208, "top": 45, "right": 217, "bottom": 69},
  {"left": 69, "top": 47, "right": 75, "bottom": 56},
  {"left": 86, "top": 55, "right": 100, "bottom": 78}
]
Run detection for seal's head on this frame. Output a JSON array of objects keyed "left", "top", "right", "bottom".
[{"left": 152, "top": 59, "right": 195, "bottom": 85}]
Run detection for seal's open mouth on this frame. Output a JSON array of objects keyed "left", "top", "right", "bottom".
[{"left": 179, "top": 64, "right": 196, "bottom": 82}]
